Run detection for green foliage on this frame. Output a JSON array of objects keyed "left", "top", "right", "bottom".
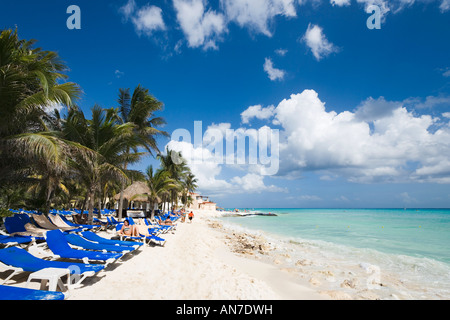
[{"left": 0, "top": 28, "right": 198, "bottom": 219}]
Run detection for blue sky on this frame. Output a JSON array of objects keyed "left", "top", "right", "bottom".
[{"left": 2, "top": 0, "right": 450, "bottom": 208}]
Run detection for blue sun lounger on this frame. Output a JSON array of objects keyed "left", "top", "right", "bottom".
[
  {"left": 4, "top": 215, "right": 45, "bottom": 240},
  {"left": 0, "top": 234, "right": 34, "bottom": 247},
  {"left": 63, "top": 233, "right": 134, "bottom": 253},
  {"left": 139, "top": 232, "right": 166, "bottom": 247},
  {"left": 45, "top": 230, "right": 123, "bottom": 265},
  {"left": 115, "top": 224, "right": 144, "bottom": 243},
  {"left": 144, "top": 218, "right": 171, "bottom": 233},
  {"left": 0, "top": 284, "right": 66, "bottom": 300},
  {"left": 80, "top": 231, "right": 142, "bottom": 248},
  {"left": 134, "top": 224, "right": 166, "bottom": 247},
  {"left": 115, "top": 223, "right": 165, "bottom": 246},
  {"left": 106, "top": 216, "right": 118, "bottom": 226},
  {"left": 0, "top": 247, "right": 104, "bottom": 287}
]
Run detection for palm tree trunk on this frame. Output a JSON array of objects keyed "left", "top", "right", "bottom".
[
  {"left": 98, "top": 196, "right": 102, "bottom": 220},
  {"left": 117, "top": 157, "right": 129, "bottom": 220},
  {"left": 149, "top": 201, "right": 154, "bottom": 220},
  {"left": 87, "top": 186, "right": 96, "bottom": 225},
  {"left": 162, "top": 196, "right": 166, "bottom": 214},
  {"left": 118, "top": 187, "right": 124, "bottom": 220}
]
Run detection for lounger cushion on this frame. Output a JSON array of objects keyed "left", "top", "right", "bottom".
[
  {"left": 0, "top": 247, "right": 104, "bottom": 274},
  {"left": 0, "top": 284, "right": 65, "bottom": 300}
]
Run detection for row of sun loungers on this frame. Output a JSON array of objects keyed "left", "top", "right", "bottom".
[{"left": 0, "top": 210, "right": 179, "bottom": 300}]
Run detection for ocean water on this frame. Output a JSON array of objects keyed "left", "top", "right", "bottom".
[{"left": 220, "top": 208, "right": 450, "bottom": 299}]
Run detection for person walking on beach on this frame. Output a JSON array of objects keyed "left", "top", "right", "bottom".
[{"left": 188, "top": 211, "right": 194, "bottom": 223}]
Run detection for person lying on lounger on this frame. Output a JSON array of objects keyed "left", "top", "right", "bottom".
[
  {"left": 158, "top": 217, "right": 175, "bottom": 226},
  {"left": 118, "top": 220, "right": 139, "bottom": 237}
]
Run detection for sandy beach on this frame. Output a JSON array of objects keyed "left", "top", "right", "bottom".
[{"left": 62, "top": 210, "right": 326, "bottom": 300}]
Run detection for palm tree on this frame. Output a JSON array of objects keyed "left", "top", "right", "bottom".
[
  {"left": 181, "top": 172, "right": 198, "bottom": 209},
  {"left": 157, "top": 148, "right": 192, "bottom": 210},
  {"left": 62, "top": 105, "right": 138, "bottom": 223},
  {"left": 115, "top": 85, "right": 169, "bottom": 219},
  {"left": 143, "top": 165, "right": 178, "bottom": 220},
  {"left": 0, "top": 28, "right": 80, "bottom": 212}
]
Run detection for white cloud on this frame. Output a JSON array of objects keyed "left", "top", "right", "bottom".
[
  {"left": 165, "top": 140, "right": 285, "bottom": 195},
  {"left": 173, "top": 0, "right": 227, "bottom": 50},
  {"left": 43, "top": 101, "right": 66, "bottom": 114},
  {"left": 330, "top": 0, "right": 351, "bottom": 6},
  {"left": 272, "top": 89, "right": 450, "bottom": 183},
  {"left": 442, "top": 112, "right": 450, "bottom": 119},
  {"left": 440, "top": 0, "right": 450, "bottom": 12},
  {"left": 166, "top": 140, "right": 233, "bottom": 193},
  {"left": 263, "top": 58, "right": 286, "bottom": 81},
  {"left": 133, "top": 5, "right": 166, "bottom": 34},
  {"left": 120, "top": 0, "right": 166, "bottom": 35},
  {"left": 117, "top": 0, "right": 450, "bottom": 52},
  {"left": 443, "top": 69, "right": 450, "bottom": 77},
  {"left": 356, "top": 0, "right": 390, "bottom": 18},
  {"left": 350, "top": 0, "right": 450, "bottom": 18},
  {"left": 231, "top": 173, "right": 285, "bottom": 193},
  {"left": 354, "top": 96, "right": 402, "bottom": 121},
  {"left": 302, "top": 24, "right": 338, "bottom": 61},
  {"left": 404, "top": 96, "right": 450, "bottom": 109},
  {"left": 115, "top": 70, "right": 125, "bottom": 78},
  {"left": 220, "top": 0, "right": 297, "bottom": 36},
  {"left": 275, "top": 48, "right": 288, "bottom": 56},
  {"left": 241, "top": 105, "right": 276, "bottom": 124},
  {"left": 120, "top": 0, "right": 137, "bottom": 21}
]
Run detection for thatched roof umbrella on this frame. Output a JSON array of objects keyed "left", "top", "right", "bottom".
[
  {"left": 114, "top": 181, "right": 151, "bottom": 203},
  {"left": 113, "top": 181, "right": 161, "bottom": 212}
]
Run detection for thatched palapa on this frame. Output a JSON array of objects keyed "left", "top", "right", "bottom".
[{"left": 114, "top": 181, "right": 152, "bottom": 202}]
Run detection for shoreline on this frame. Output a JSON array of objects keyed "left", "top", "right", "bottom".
[
  {"left": 11, "top": 209, "right": 443, "bottom": 300},
  {"left": 66, "top": 209, "right": 327, "bottom": 300},
  {"left": 211, "top": 209, "right": 450, "bottom": 300}
]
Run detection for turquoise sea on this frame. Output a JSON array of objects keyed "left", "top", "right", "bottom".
[{"left": 220, "top": 208, "right": 450, "bottom": 299}]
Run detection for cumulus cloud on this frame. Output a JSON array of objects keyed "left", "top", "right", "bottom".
[
  {"left": 271, "top": 90, "right": 450, "bottom": 184},
  {"left": 165, "top": 139, "right": 285, "bottom": 194},
  {"left": 263, "top": 58, "right": 286, "bottom": 81},
  {"left": 220, "top": 0, "right": 297, "bottom": 36},
  {"left": 241, "top": 105, "right": 276, "bottom": 124},
  {"left": 354, "top": 96, "right": 402, "bottom": 121},
  {"left": 167, "top": 88, "right": 450, "bottom": 197},
  {"left": 166, "top": 140, "right": 233, "bottom": 193},
  {"left": 302, "top": 24, "right": 338, "bottom": 61},
  {"left": 120, "top": 0, "right": 166, "bottom": 35},
  {"left": 231, "top": 173, "right": 286, "bottom": 193},
  {"left": 133, "top": 5, "right": 166, "bottom": 34},
  {"left": 173, "top": 0, "right": 227, "bottom": 50}
]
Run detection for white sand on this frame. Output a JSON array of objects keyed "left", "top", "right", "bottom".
[{"left": 67, "top": 210, "right": 326, "bottom": 300}]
